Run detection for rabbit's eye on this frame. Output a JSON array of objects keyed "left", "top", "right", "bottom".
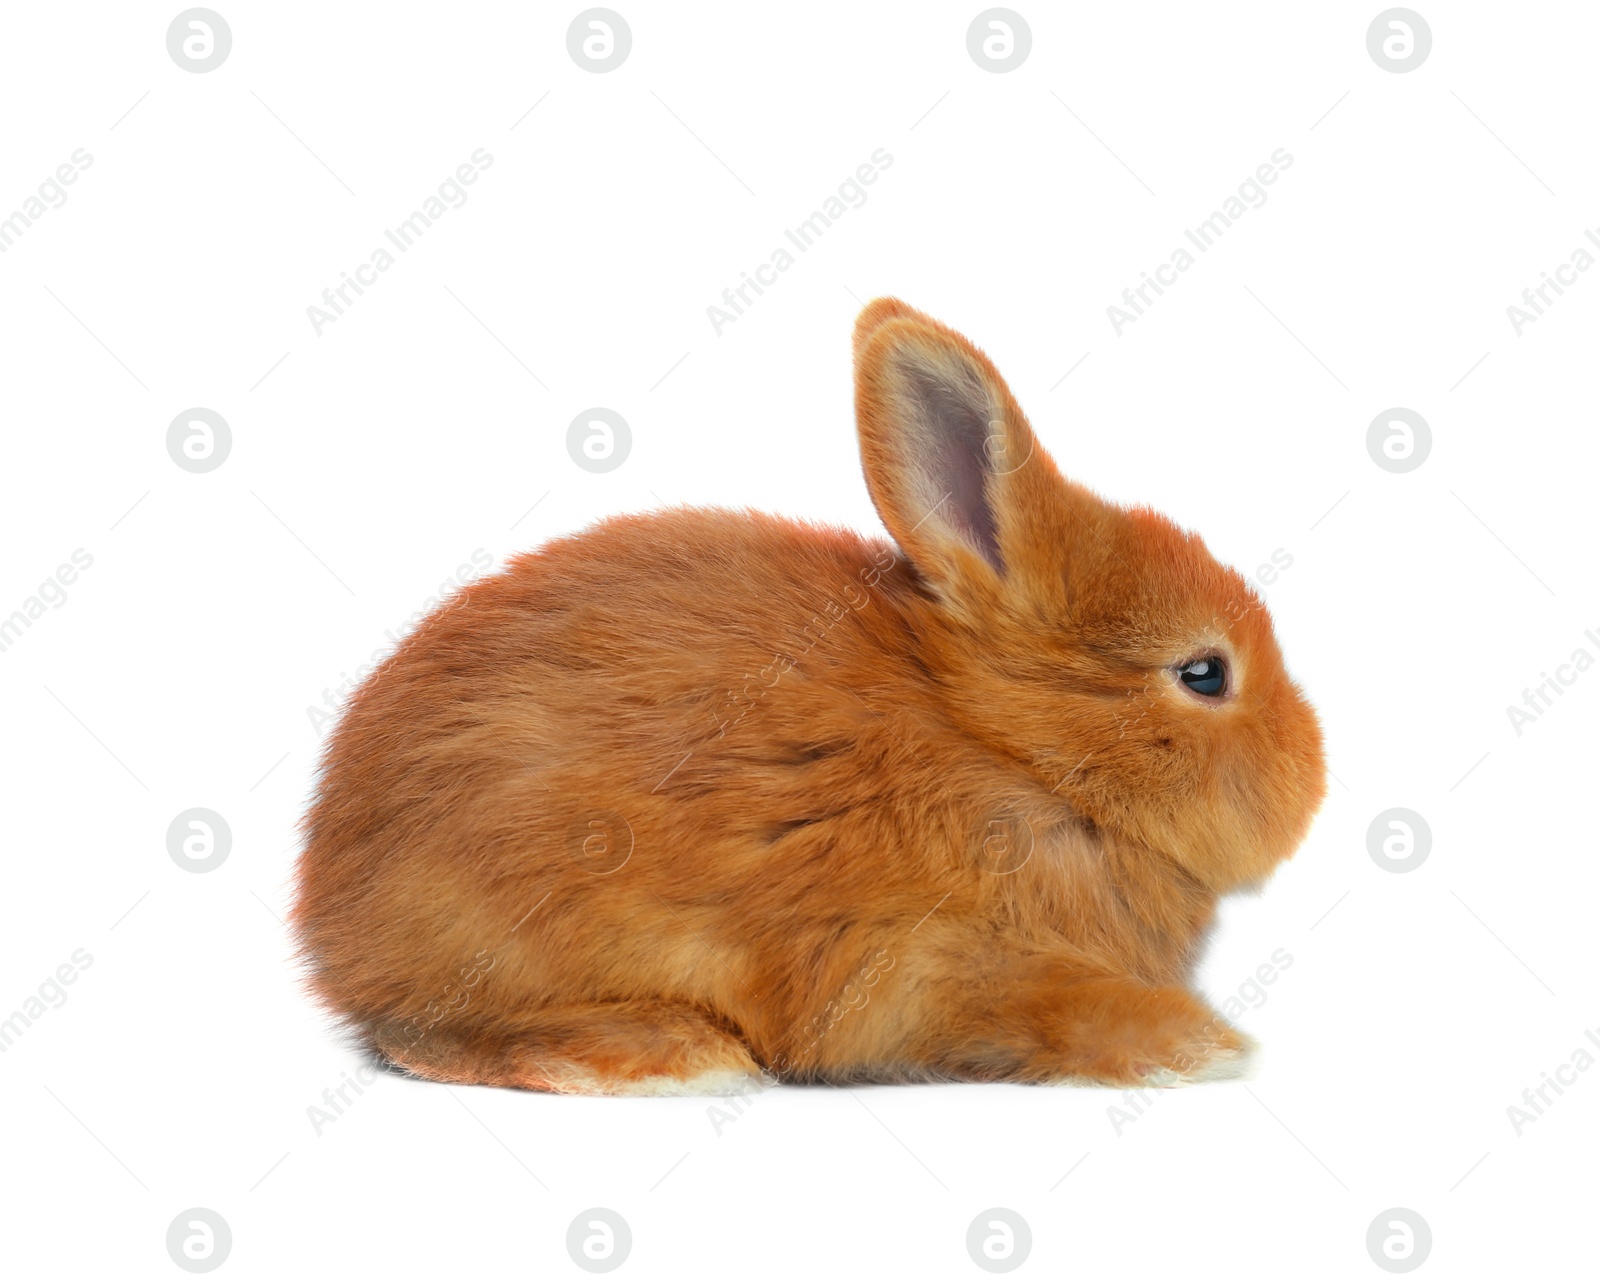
[{"left": 1178, "top": 656, "right": 1227, "bottom": 698}]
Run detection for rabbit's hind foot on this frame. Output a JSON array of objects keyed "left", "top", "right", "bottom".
[{"left": 366, "top": 1000, "right": 767, "bottom": 1097}]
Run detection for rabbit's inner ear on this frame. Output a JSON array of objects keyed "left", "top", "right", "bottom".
[{"left": 896, "top": 353, "right": 1004, "bottom": 574}]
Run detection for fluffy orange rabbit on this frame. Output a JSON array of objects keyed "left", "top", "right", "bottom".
[{"left": 293, "top": 299, "right": 1326, "bottom": 1094}]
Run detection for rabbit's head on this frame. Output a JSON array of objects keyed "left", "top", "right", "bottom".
[{"left": 854, "top": 299, "right": 1325, "bottom": 892}]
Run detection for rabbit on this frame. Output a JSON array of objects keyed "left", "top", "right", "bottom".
[{"left": 291, "top": 298, "right": 1326, "bottom": 1095}]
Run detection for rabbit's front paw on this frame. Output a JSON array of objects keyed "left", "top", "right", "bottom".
[
  {"left": 1053, "top": 980, "right": 1257, "bottom": 1087},
  {"left": 1133, "top": 1023, "right": 1258, "bottom": 1085}
]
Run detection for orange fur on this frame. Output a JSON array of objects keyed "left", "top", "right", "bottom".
[{"left": 292, "top": 299, "right": 1326, "bottom": 1093}]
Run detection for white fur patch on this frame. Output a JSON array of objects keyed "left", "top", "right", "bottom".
[
  {"left": 1043, "top": 1032, "right": 1260, "bottom": 1089},
  {"left": 546, "top": 1066, "right": 767, "bottom": 1097},
  {"left": 1143, "top": 1032, "right": 1259, "bottom": 1087},
  {"left": 595, "top": 1069, "right": 767, "bottom": 1098}
]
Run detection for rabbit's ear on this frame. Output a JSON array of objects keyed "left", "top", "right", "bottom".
[{"left": 853, "top": 299, "right": 1047, "bottom": 598}]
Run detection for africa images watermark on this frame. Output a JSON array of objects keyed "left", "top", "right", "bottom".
[
  {"left": 0, "top": 548, "right": 94, "bottom": 656},
  {"left": 306, "top": 148, "right": 494, "bottom": 336},
  {"left": 1106, "top": 947, "right": 1293, "bottom": 1136},
  {"left": 706, "top": 148, "right": 894, "bottom": 336},
  {"left": 0, "top": 149, "right": 93, "bottom": 254},
  {"left": 706, "top": 949, "right": 896, "bottom": 1137},
  {"left": 306, "top": 548, "right": 495, "bottom": 733},
  {"left": 1106, "top": 147, "right": 1294, "bottom": 336},
  {"left": 709, "top": 545, "right": 896, "bottom": 739},
  {"left": 1504, "top": 626, "right": 1600, "bottom": 736},
  {"left": 1505, "top": 1023, "right": 1600, "bottom": 1137},
  {"left": 0, "top": 948, "right": 94, "bottom": 1053},
  {"left": 1505, "top": 223, "right": 1600, "bottom": 336},
  {"left": 307, "top": 946, "right": 497, "bottom": 1136}
]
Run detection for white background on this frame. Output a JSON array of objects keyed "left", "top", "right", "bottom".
[{"left": 2, "top": 2, "right": 1595, "bottom": 1278}]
